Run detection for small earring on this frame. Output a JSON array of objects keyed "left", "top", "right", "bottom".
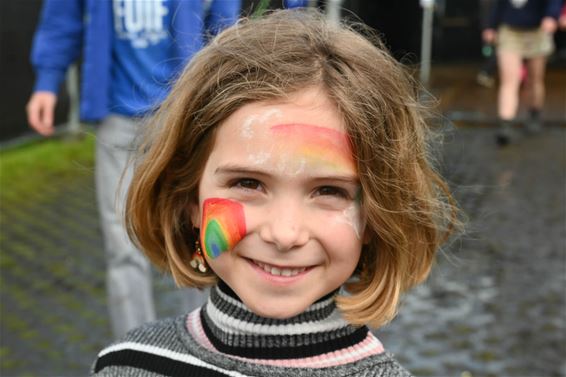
[{"left": 190, "top": 239, "right": 208, "bottom": 273}]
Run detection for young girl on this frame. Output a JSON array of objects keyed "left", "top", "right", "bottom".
[{"left": 92, "top": 9, "right": 457, "bottom": 377}]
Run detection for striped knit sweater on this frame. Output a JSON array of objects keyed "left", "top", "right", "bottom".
[{"left": 92, "top": 282, "right": 412, "bottom": 376}]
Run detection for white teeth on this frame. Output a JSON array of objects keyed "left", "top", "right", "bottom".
[{"left": 253, "top": 260, "right": 306, "bottom": 277}]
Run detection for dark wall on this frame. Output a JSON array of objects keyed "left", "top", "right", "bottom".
[
  {"left": 348, "top": 0, "right": 423, "bottom": 63},
  {"left": 434, "top": 0, "right": 483, "bottom": 61},
  {"left": 350, "top": 0, "right": 487, "bottom": 62},
  {"left": 1, "top": 0, "right": 69, "bottom": 143}
]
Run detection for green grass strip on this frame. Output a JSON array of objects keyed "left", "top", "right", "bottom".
[{"left": 0, "top": 133, "right": 95, "bottom": 191}]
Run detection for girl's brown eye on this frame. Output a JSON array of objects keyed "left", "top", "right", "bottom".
[
  {"left": 315, "top": 186, "right": 349, "bottom": 199},
  {"left": 234, "top": 178, "right": 262, "bottom": 190}
]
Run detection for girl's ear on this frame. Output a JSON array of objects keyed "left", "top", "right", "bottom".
[{"left": 189, "top": 200, "right": 201, "bottom": 228}]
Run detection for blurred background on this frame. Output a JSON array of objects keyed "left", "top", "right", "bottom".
[
  {"left": 1, "top": 0, "right": 565, "bottom": 376},
  {"left": 2, "top": 0, "right": 565, "bottom": 142}
]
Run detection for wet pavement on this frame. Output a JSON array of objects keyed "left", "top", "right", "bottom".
[
  {"left": 1, "top": 64, "right": 565, "bottom": 376},
  {"left": 378, "top": 126, "right": 566, "bottom": 377}
]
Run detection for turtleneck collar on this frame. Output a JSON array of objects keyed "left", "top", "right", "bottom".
[{"left": 199, "top": 281, "right": 369, "bottom": 360}]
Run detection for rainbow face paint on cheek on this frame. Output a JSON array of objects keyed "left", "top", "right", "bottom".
[
  {"left": 200, "top": 198, "right": 247, "bottom": 259},
  {"left": 269, "top": 124, "right": 356, "bottom": 173}
]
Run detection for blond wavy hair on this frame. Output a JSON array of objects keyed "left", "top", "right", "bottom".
[{"left": 126, "top": 9, "right": 458, "bottom": 328}]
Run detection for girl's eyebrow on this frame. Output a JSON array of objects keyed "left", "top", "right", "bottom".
[
  {"left": 310, "top": 176, "right": 361, "bottom": 185},
  {"left": 214, "top": 165, "right": 271, "bottom": 177},
  {"left": 215, "top": 164, "right": 359, "bottom": 183}
]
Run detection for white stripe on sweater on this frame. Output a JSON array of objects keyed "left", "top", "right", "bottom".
[
  {"left": 206, "top": 299, "right": 350, "bottom": 336},
  {"left": 98, "top": 342, "right": 252, "bottom": 377}
]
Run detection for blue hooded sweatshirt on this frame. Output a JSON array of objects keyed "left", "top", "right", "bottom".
[{"left": 31, "top": 0, "right": 240, "bottom": 122}]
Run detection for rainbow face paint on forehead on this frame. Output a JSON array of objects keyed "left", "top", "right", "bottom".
[
  {"left": 200, "top": 198, "right": 247, "bottom": 259},
  {"left": 269, "top": 124, "right": 356, "bottom": 174}
]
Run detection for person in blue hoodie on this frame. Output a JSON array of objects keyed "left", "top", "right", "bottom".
[
  {"left": 26, "top": 0, "right": 241, "bottom": 339},
  {"left": 482, "top": 0, "right": 561, "bottom": 146}
]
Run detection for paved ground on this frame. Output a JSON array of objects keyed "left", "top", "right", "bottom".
[
  {"left": 1, "top": 65, "right": 565, "bottom": 376},
  {"left": 378, "top": 126, "right": 566, "bottom": 377}
]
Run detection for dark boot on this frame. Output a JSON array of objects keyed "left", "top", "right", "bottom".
[
  {"left": 525, "top": 108, "right": 542, "bottom": 134},
  {"left": 495, "top": 119, "right": 515, "bottom": 147}
]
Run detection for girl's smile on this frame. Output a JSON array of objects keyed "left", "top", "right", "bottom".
[
  {"left": 248, "top": 257, "right": 312, "bottom": 283},
  {"left": 191, "top": 87, "right": 365, "bottom": 319}
]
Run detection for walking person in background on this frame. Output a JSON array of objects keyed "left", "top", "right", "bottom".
[
  {"left": 482, "top": 0, "right": 561, "bottom": 146},
  {"left": 26, "top": 0, "right": 240, "bottom": 339}
]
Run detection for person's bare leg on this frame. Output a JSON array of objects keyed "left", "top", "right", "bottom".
[
  {"left": 496, "top": 50, "right": 523, "bottom": 145},
  {"left": 525, "top": 56, "right": 547, "bottom": 109},
  {"left": 497, "top": 50, "right": 523, "bottom": 120},
  {"left": 524, "top": 56, "right": 547, "bottom": 132}
]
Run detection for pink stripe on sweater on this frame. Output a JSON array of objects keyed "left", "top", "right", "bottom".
[
  {"left": 185, "top": 310, "right": 385, "bottom": 369},
  {"left": 238, "top": 333, "right": 385, "bottom": 368},
  {"left": 186, "top": 309, "right": 218, "bottom": 352}
]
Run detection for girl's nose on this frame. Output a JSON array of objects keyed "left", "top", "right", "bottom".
[{"left": 258, "top": 199, "right": 309, "bottom": 251}]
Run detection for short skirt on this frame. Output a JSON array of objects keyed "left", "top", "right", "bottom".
[{"left": 497, "top": 25, "right": 555, "bottom": 58}]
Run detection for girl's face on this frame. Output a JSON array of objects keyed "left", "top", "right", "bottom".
[{"left": 191, "top": 87, "right": 365, "bottom": 319}]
